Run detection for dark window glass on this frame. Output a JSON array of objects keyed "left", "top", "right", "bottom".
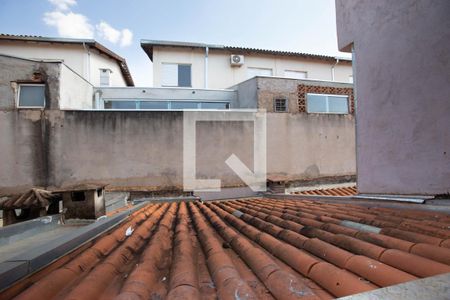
[
  {"left": 140, "top": 101, "right": 169, "bottom": 109},
  {"left": 201, "top": 102, "right": 229, "bottom": 109},
  {"left": 171, "top": 101, "right": 198, "bottom": 109},
  {"left": 178, "top": 65, "right": 191, "bottom": 87},
  {"left": 105, "top": 101, "right": 137, "bottom": 109},
  {"left": 72, "top": 191, "right": 86, "bottom": 202},
  {"left": 19, "top": 85, "right": 46, "bottom": 107},
  {"left": 274, "top": 99, "right": 287, "bottom": 112}
]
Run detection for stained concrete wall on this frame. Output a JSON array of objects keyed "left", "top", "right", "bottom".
[
  {"left": 336, "top": 0, "right": 450, "bottom": 195},
  {"left": 0, "top": 110, "right": 355, "bottom": 193}
]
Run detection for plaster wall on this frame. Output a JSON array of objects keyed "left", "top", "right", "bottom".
[
  {"left": 59, "top": 64, "right": 94, "bottom": 109},
  {"left": 0, "top": 110, "right": 355, "bottom": 193},
  {"left": 336, "top": 0, "right": 450, "bottom": 194},
  {"left": 152, "top": 46, "right": 353, "bottom": 89}
]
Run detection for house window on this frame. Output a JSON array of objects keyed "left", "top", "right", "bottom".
[
  {"left": 161, "top": 63, "right": 192, "bottom": 87},
  {"left": 306, "top": 93, "right": 349, "bottom": 114},
  {"left": 17, "top": 84, "right": 46, "bottom": 108},
  {"left": 284, "top": 70, "right": 307, "bottom": 79},
  {"left": 100, "top": 69, "right": 111, "bottom": 86},
  {"left": 274, "top": 98, "right": 287, "bottom": 112},
  {"left": 247, "top": 67, "right": 273, "bottom": 79}
]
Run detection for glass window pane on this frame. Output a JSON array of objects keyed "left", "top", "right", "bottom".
[
  {"left": 171, "top": 101, "right": 198, "bottom": 109},
  {"left": 306, "top": 94, "right": 327, "bottom": 113},
  {"left": 178, "top": 65, "right": 191, "bottom": 87},
  {"left": 19, "top": 85, "right": 45, "bottom": 107},
  {"left": 140, "top": 101, "right": 169, "bottom": 109},
  {"left": 201, "top": 102, "right": 228, "bottom": 109},
  {"left": 107, "top": 101, "right": 137, "bottom": 109},
  {"left": 328, "top": 96, "right": 349, "bottom": 113}
]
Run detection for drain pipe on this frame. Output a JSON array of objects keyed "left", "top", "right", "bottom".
[
  {"left": 204, "top": 46, "right": 209, "bottom": 88},
  {"left": 331, "top": 58, "right": 340, "bottom": 81},
  {"left": 82, "top": 42, "right": 91, "bottom": 83}
]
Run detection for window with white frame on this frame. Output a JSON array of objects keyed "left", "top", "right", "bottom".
[
  {"left": 161, "top": 63, "right": 191, "bottom": 87},
  {"left": 306, "top": 93, "right": 349, "bottom": 114},
  {"left": 17, "top": 84, "right": 46, "bottom": 108},
  {"left": 284, "top": 70, "right": 307, "bottom": 79},
  {"left": 247, "top": 67, "right": 273, "bottom": 79},
  {"left": 100, "top": 69, "right": 111, "bottom": 86},
  {"left": 274, "top": 98, "right": 288, "bottom": 112}
]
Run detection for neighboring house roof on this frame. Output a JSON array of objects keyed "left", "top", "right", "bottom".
[
  {"left": 141, "top": 39, "right": 352, "bottom": 63},
  {"left": 0, "top": 188, "right": 59, "bottom": 209},
  {"left": 292, "top": 186, "right": 357, "bottom": 196},
  {"left": 0, "top": 34, "right": 134, "bottom": 86},
  {"left": 8, "top": 198, "right": 450, "bottom": 299}
]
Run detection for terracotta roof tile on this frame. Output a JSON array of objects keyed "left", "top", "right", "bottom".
[
  {"left": 4, "top": 197, "right": 450, "bottom": 299},
  {"left": 292, "top": 186, "right": 357, "bottom": 197}
]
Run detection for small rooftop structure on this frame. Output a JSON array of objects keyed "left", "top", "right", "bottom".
[
  {"left": 52, "top": 184, "right": 107, "bottom": 220},
  {"left": 0, "top": 189, "right": 60, "bottom": 226}
]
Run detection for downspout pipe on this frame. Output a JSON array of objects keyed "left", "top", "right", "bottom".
[
  {"left": 204, "top": 46, "right": 209, "bottom": 88},
  {"left": 82, "top": 42, "right": 91, "bottom": 83},
  {"left": 331, "top": 58, "right": 339, "bottom": 81}
]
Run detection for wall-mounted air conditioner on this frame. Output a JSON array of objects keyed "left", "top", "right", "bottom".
[{"left": 230, "top": 54, "right": 244, "bottom": 66}]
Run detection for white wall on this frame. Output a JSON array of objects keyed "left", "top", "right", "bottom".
[
  {"left": 89, "top": 49, "right": 127, "bottom": 87},
  {"left": 59, "top": 64, "right": 94, "bottom": 109},
  {"left": 152, "top": 46, "right": 353, "bottom": 89},
  {"left": 0, "top": 41, "right": 127, "bottom": 87}
]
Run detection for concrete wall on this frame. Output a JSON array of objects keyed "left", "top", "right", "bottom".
[
  {"left": 336, "top": 0, "right": 450, "bottom": 195},
  {"left": 152, "top": 46, "right": 353, "bottom": 89},
  {"left": 0, "top": 55, "right": 61, "bottom": 110},
  {"left": 0, "top": 110, "right": 355, "bottom": 193},
  {"left": 0, "top": 41, "right": 127, "bottom": 87}
]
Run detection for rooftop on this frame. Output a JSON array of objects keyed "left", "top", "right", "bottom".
[
  {"left": 3, "top": 197, "right": 450, "bottom": 299},
  {"left": 0, "top": 34, "right": 134, "bottom": 86},
  {"left": 141, "top": 39, "right": 352, "bottom": 63}
]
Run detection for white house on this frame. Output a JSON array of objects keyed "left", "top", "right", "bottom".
[
  {"left": 141, "top": 40, "right": 352, "bottom": 89},
  {"left": 0, "top": 34, "right": 134, "bottom": 87}
]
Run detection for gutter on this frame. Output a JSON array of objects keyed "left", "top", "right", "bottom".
[
  {"left": 204, "top": 46, "right": 209, "bottom": 88},
  {"left": 82, "top": 42, "right": 91, "bottom": 83}
]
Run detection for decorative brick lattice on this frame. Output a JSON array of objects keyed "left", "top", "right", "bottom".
[{"left": 297, "top": 84, "right": 354, "bottom": 113}]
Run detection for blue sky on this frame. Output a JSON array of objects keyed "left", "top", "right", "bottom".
[{"left": 0, "top": 0, "right": 348, "bottom": 86}]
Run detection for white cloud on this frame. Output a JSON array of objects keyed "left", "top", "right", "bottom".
[
  {"left": 44, "top": 0, "right": 133, "bottom": 47},
  {"left": 96, "top": 21, "right": 121, "bottom": 43},
  {"left": 48, "top": 0, "right": 76, "bottom": 11},
  {"left": 96, "top": 21, "right": 133, "bottom": 47},
  {"left": 120, "top": 29, "right": 133, "bottom": 47},
  {"left": 43, "top": 11, "right": 94, "bottom": 38}
]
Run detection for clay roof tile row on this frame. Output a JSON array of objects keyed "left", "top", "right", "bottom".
[{"left": 3, "top": 197, "right": 450, "bottom": 300}]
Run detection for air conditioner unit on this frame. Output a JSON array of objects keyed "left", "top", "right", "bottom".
[{"left": 230, "top": 54, "right": 244, "bottom": 66}]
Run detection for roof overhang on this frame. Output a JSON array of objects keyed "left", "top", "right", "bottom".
[{"left": 140, "top": 39, "right": 352, "bottom": 63}]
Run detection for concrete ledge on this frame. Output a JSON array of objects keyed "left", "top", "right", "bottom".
[
  {"left": 338, "top": 272, "right": 450, "bottom": 300},
  {"left": 0, "top": 202, "right": 148, "bottom": 292}
]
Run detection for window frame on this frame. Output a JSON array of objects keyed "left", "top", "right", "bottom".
[
  {"left": 306, "top": 93, "right": 349, "bottom": 114},
  {"left": 246, "top": 67, "right": 273, "bottom": 79},
  {"left": 161, "top": 63, "right": 192, "bottom": 87},
  {"left": 99, "top": 68, "right": 111, "bottom": 86},
  {"left": 17, "top": 83, "right": 46, "bottom": 109},
  {"left": 273, "top": 98, "right": 288, "bottom": 112}
]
